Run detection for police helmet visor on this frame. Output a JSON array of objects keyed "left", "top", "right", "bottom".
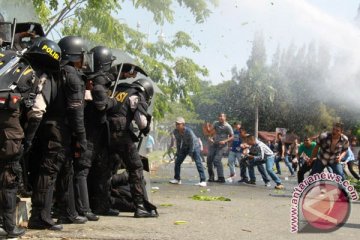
[{"left": 82, "top": 52, "right": 94, "bottom": 73}]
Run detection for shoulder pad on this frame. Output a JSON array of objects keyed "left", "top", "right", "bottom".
[
  {"left": 87, "top": 71, "right": 104, "bottom": 79},
  {"left": 93, "top": 74, "right": 110, "bottom": 85},
  {"left": 62, "top": 65, "right": 77, "bottom": 74},
  {"left": 116, "top": 82, "right": 133, "bottom": 90}
]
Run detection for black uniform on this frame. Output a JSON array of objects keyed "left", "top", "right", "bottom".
[
  {"left": 110, "top": 171, "right": 157, "bottom": 215},
  {"left": 0, "top": 48, "right": 46, "bottom": 237},
  {"left": 106, "top": 83, "right": 152, "bottom": 216},
  {"left": 75, "top": 72, "right": 116, "bottom": 216},
  {"left": 0, "top": 107, "right": 24, "bottom": 233},
  {"left": 29, "top": 65, "right": 87, "bottom": 228}
]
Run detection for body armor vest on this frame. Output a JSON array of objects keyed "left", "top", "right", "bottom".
[
  {"left": 107, "top": 84, "right": 138, "bottom": 132},
  {"left": 43, "top": 72, "right": 66, "bottom": 121}
]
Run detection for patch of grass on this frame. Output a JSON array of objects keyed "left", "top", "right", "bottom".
[
  {"left": 190, "top": 195, "right": 231, "bottom": 201},
  {"left": 174, "top": 220, "right": 187, "bottom": 225},
  {"left": 349, "top": 178, "right": 360, "bottom": 194},
  {"left": 160, "top": 203, "right": 174, "bottom": 207}
]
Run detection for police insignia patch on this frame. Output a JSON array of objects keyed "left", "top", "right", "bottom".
[{"left": 115, "top": 92, "right": 128, "bottom": 103}]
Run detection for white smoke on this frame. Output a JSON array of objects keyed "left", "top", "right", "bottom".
[{"left": 234, "top": 0, "right": 360, "bottom": 106}]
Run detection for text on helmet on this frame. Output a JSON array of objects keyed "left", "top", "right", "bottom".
[{"left": 42, "top": 44, "right": 60, "bottom": 60}]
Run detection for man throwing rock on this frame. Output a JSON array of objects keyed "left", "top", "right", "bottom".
[{"left": 169, "top": 117, "right": 207, "bottom": 187}]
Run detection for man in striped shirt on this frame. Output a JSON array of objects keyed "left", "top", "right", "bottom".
[{"left": 309, "top": 122, "right": 348, "bottom": 181}]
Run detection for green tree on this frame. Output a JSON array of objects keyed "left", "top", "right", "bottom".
[
  {"left": 233, "top": 32, "right": 275, "bottom": 137},
  {"left": 191, "top": 79, "right": 245, "bottom": 124},
  {"left": 32, "top": 0, "right": 217, "bottom": 119}
]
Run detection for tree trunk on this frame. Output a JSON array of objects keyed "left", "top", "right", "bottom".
[{"left": 255, "top": 104, "right": 259, "bottom": 138}]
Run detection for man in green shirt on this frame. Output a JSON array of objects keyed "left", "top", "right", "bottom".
[{"left": 296, "top": 136, "right": 317, "bottom": 183}]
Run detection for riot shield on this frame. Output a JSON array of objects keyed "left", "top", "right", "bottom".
[
  {"left": 0, "top": 21, "right": 12, "bottom": 47},
  {"left": 0, "top": 0, "right": 40, "bottom": 23}
]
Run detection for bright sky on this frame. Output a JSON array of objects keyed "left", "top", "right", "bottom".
[
  {"left": 2, "top": 0, "right": 359, "bottom": 84},
  {"left": 119, "top": 0, "right": 360, "bottom": 84}
]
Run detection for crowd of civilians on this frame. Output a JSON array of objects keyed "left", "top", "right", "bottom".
[{"left": 167, "top": 113, "right": 360, "bottom": 188}]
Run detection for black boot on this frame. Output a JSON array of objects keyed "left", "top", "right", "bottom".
[
  {"left": 1, "top": 189, "right": 26, "bottom": 237},
  {"left": 28, "top": 213, "right": 63, "bottom": 230},
  {"left": 57, "top": 215, "right": 87, "bottom": 224},
  {"left": 74, "top": 171, "right": 90, "bottom": 212},
  {"left": 56, "top": 170, "right": 88, "bottom": 225},
  {"left": 29, "top": 181, "right": 63, "bottom": 230},
  {"left": 93, "top": 208, "right": 119, "bottom": 216},
  {"left": 74, "top": 173, "right": 98, "bottom": 221},
  {"left": 82, "top": 211, "right": 99, "bottom": 221},
  {"left": 0, "top": 227, "right": 6, "bottom": 237},
  {"left": 134, "top": 203, "right": 158, "bottom": 218},
  {"left": 6, "top": 226, "right": 26, "bottom": 238},
  {"left": 216, "top": 177, "right": 225, "bottom": 183}
]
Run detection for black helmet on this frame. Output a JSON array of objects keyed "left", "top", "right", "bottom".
[
  {"left": 24, "top": 37, "right": 61, "bottom": 72},
  {"left": 90, "top": 46, "right": 115, "bottom": 72},
  {"left": 58, "top": 36, "right": 87, "bottom": 63},
  {"left": 133, "top": 78, "right": 154, "bottom": 102}
]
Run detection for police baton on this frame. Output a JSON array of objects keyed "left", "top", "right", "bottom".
[
  {"left": 137, "top": 132, "right": 144, "bottom": 151},
  {"left": 10, "top": 18, "right": 16, "bottom": 50},
  {"left": 110, "top": 63, "right": 124, "bottom": 98},
  {"left": 137, "top": 132, "right": 151, "bottom": 172}
]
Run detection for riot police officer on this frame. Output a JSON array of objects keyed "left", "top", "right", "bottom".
[
  {"left": 107, "top": 78, "right": 157, "bottom": 218},
  {"left": 0, "top": 37, "right": 61, "bottom": 237},
  {"left": 87, "top": 62, "right": 137, "bottom": 217},
  {"left": 28, "top": 36, "right": 88, "bottom": 230},
  {"left": 73, "top": 46, "right": 116, "bottom": 220}
]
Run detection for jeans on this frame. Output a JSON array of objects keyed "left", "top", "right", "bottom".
[
  {"left": 174, "top": 147, "right": 206, "bottom": 182},
  {"left": 228, "top": 151, "right": 242, "bottom": 176},
  {"left": 297, "top": 158, "right": 314, "bottom": 183},
  {"left": 289, "top": 155, "right": 298, "bottom": 172},
  {"left": 207, "top": 144, "right": 227, "bottom": 179},
  {"left": 248, "top": 159, "right": 270, "bottom": 183},
  {"left": 264, "top": 155, "right": 282, "bottom": 185},
  {"left": 309, "top": 159, "right": 345, "bottom": 181},
  {"left": 275, "top": 155, "right": 294, "bottom": 175},
  {"left": 239, "top": 156, "right": 249, "bottom": 180},
  {"left": 343, "top": 161, "right": 360, "bottom": 180}
]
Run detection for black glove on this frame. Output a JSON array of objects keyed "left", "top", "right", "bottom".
[
  {"left": 146, "top": 114, "right": 152, "bottom": 123},
  {"left": 23, "top": 140, "right": 32, "bottom": 155},
  {"left": 141, "top": 124, "right": 150, "bottom": 136},
  {"left": 23, "top": 118, "right": 42, "bottom": 154}
]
